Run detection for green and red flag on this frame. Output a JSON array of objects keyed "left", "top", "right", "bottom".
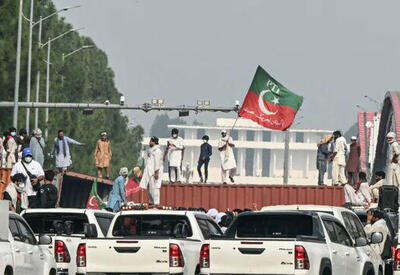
[
  {"left": 239, "top": 66, "right": 303, "bottom": 131},
  {"left": 86, "top": 179, "right": 106, "bottom": 210}
]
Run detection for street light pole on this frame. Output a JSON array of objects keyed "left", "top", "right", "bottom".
[
  {"left": 41, "top": 28, "right": 84, "bottom": 139},
  {"left": 13, "top": 0, "right": 24, "bottom": 128},
  {"left": 45, "top": 38, "right": 51, "bottom": 140},
  {"left": 34, "top": 16, "right": 42, "bottom": 130},
  {"left": 25, "top": 0, "right": 34, "bottom": 133}
]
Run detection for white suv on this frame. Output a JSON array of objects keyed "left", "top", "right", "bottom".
[{"left": 263, "top": 205, "right": 385, "bottom": 275}]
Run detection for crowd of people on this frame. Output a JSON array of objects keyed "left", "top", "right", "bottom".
[
  {"left": 317, "top": 130, "right": 400, "bottom": 207},
  {"left": 0, "top": 126, "right": 114, "bottom": 212}
]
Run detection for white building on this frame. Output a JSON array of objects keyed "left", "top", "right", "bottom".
[{"left": 143, "top": 118, "right": 333, "bottom": 185}]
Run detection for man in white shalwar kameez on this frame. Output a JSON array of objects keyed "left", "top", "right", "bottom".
[
  {"left": 218, "top": 130, "right": 236, "bottom": 184},
  {"left": 52, "top": 129, "right": 84, "bottom": 172},
  {"left": 140, "top": 136, "right": 163, "bottom": 206},
  {"left": 330, "top": 130, "right": 347, "bottom": 185},
  {"left": 386, "top": 132, "right": 400, "bottom": 186},
  {"left": 164, "top": 128, "right": 184, "bottom": 183}
]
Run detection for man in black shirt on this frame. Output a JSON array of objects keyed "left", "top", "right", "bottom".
[{"left": 197, "top": 135, "right": 212, "bottom": 183}]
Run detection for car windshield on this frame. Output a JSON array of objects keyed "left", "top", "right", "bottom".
[
  {"left": 112, "top": 214, "right": 193, "bottom": 237},
  {"left": 22, "top": 212, "right": 89, "bottom": 235},
  {"left": 235, "top": 214, "right": 315, "bottom": 238}
]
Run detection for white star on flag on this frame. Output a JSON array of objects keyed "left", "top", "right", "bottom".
[{"left": 272, "top": 97, "right": 279, "bottom": 105}]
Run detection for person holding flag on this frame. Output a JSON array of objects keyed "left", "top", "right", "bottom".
[{"left": 218, "top": 130, "right": 236, "bottom": 184}]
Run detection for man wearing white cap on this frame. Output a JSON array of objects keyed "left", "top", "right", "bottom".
[
  {"left": 386, "top": 132, "right": 400, "bottom": 186},
  {"left": 140, "top": 136, "right": 163, "bottom": 206},
  {"left": 330, "top": 130, "right": 348, "bottom": 185},
  {"left": 29, "top": 128, "right": 45, "bottom": 167},
  {"left": 218, "top": 130, "right": 236, "bottom": 184}
]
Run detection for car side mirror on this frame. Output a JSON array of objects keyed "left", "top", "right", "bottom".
[
  {"left": 371, "top": 232, "right": 383, "bottom": 244},
  {"left": 39, "top": 235, "right": 52, "bottom": 245},
  {"left": 84, "top": 223, "right": 98, "bottom": 238},
  {"left": 355, "top": 237, "right": 367, "bottom": 247}
]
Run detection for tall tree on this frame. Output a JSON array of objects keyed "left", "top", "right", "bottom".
[{"left": 0, "top": 0, "right": 143, "bottom": 177}]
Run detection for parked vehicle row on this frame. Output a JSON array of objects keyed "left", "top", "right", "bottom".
[
  {"left": 20, "top": 208, "right": 115, "bottom": 275},
  {"left": 0, "top": 201, "right": 57, "bottom": 275},
  {"left": 1, "top": 204, "right": 391, "bottom": 275}
]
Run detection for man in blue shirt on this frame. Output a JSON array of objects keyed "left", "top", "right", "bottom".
[{"left": 197, "top": 135, "right": 212, "bottom": 183}]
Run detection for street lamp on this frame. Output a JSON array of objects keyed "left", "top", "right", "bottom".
[
  {"left": 41, "top": 28, "right": 84, "bottom": 139},
  {"left": 61, "top": 45, "right": 94, "bottom": 87},
  {"left": 151, "top": 99, "right": 164, "bottom": 106},
  {"left": 13, "top": 0, "right": 23, "bottom": 128},
  {"left": 21, "top": 2, "right": 81, "bottom": 132}
]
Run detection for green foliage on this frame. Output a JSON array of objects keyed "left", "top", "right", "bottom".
[{"left": 0, "top": 0, "right": 143, "bottom": 177}]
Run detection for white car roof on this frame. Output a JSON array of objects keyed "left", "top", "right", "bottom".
[
  {"left": 261, "top": 204, "right": 353, "bottom": 214},
  {"left": 22, "top": 208, "right": 112, "bottom": 215},
  {"left": 118, "top": 209, "right": 205, "bottom": 216}
]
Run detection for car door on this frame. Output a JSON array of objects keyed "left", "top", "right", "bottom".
[
  {"left": 9, "top": 218, "right": 27, "bottom": 275},
  {"left": 323, "top": 219, "right": 347, "bottom": 275},
  {"left": 15, "top": 218, "right": 42, "bottom": 275},
  {"left": 332, "top": 221, "right": 361, "bottom": 275}
]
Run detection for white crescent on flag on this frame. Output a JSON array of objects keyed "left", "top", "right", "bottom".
[
  {"left": 88, "top": 196, "right": 97, "bottom": 208},
  {"left": 258, "top": 90, "right": 278, "bottom": 116}
]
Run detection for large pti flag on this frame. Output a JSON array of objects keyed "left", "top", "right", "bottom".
[
  {"left": 86, "top": 179, "right": 106, "bottom": 210},
  {"left": 239, "top": 66, "right": 303, "bottom": 131}
]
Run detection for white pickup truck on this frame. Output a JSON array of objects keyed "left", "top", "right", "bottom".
[
  {"left": 20, "top": 208, "right": 115, "bottom": 275},
  {"left": 77, "top": 209, "right": 223, "bottom": 275},
  {"left": 263, "top": 205, "right": 385, "bottom": 274},
  {"left": 0, "top": 201, "right": 57, "bottom": 275},
  {"left": 200, "top": 210, "right": 383, "bottom": 275}
]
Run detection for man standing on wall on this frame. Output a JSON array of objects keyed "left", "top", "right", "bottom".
[
  {"left": 386, "top": 132, "right": 400, "bottom": 186},
  {"left": 218, "top": 130, "right": 236, "bottom": 184},
  {"left": 164, "top": 128, "right": 184, "bottom": 183},
  {"left": 330, "top": 130, "right": 347, "bottom": 186}
]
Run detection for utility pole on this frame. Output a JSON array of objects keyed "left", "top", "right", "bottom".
[
  {"left": 25, "top": 0, "right": 34, "bottom": 132},
  {"left": 13, "top": 0, "right": 24, "bottom": 128},
  {"left": 45, "top": 38, "right": 51, "bottom": 139},
  {"left": 34, "top": 16, "right": 43, "bottom": 130},
  {"left": 283, "top": 129, "right": 290, "bottom": 184}
]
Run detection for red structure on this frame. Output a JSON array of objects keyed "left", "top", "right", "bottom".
[
  {"left": 127, "top": 184, "right": 345, "bottom": 211},
  {"left": 60, "top": 172, "right": 345, "bottom": 210}
]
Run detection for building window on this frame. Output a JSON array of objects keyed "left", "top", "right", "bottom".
[
  {"left": 245, "top": 149, "right": 254, "bottom": 176},
  {"left": 246, "top": 131, "right": 255, "bottom": 141},
  {"left": 263, "top": 131, "right": 271, "bottom": 142},
  {"left": 295, "top": 132, "right": 304, "bottom": 143},
  {"left": 231, "top": 130, "right": 238, "bottom": 141},
  {"left": 262, "top": 149, "right": 271, "bottom": 177}
]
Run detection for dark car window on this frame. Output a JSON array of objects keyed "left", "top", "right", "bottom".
[
  {"left": 22, "top": 213, "right": 89, "bottom": 235},
  {"left": 323, "top": 220, "right": 338, "bottom": 243},
  {"left": 9, "top": 219, "right": 21, "bottom": 242},
  {"left": 235, "top": 214, "right": 314, "bottom": 238},
  {"left": 16, "top": 219, "right": 37, "bottom": 245},
  {"left": 207, "top": 219, "right": 223, "bottom": 236},
  {"left": 197, "top": 219, "right": 211, "bottom": 239},
  {"left": 112, "top": 215, "right": 193, "bottom": 237},
  {"left": 95, "top": 214, "right": 114, "bottom": 236},
  {"left": 333, "top": 222, "right": 353, "bottom": 247},
  {"left": 343, "top": 212, "right": 367, "bottom": 240}
]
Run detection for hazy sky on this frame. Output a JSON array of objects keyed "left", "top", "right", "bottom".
[{"left": 54, "top": 0, "right": 400, "bottom": 134}]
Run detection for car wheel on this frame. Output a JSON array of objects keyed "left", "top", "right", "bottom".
[{"left": 322, "top": 268, "right": 331, "bottom": 275}]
